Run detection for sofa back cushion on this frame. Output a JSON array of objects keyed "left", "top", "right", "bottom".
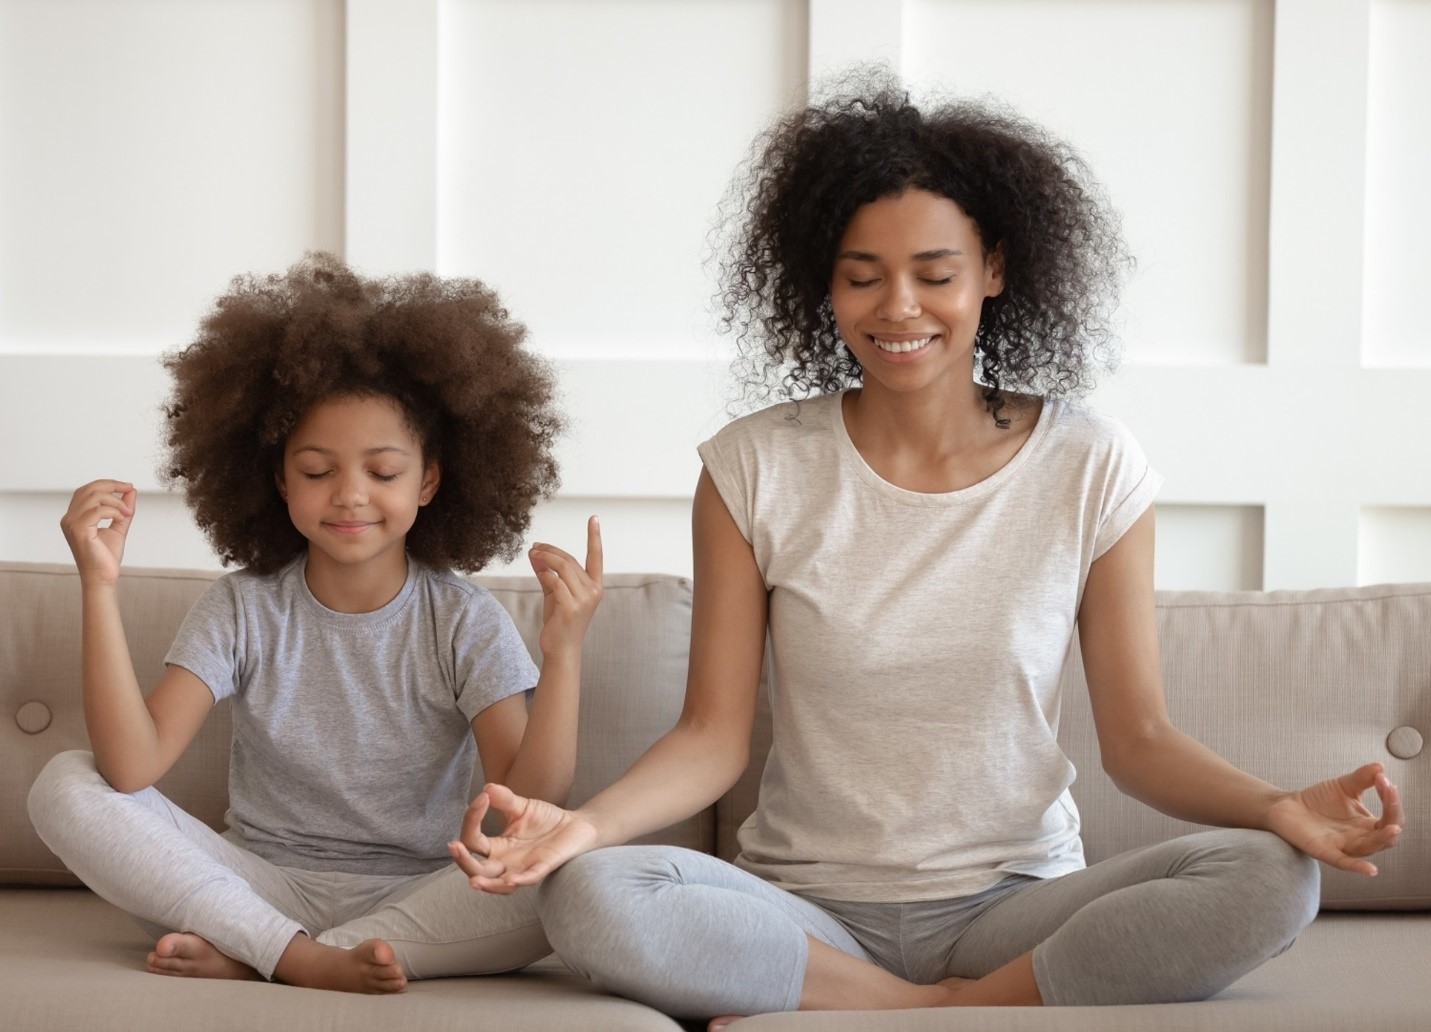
[
  {"left": 2, "top": 562, "right": 706, "bottom": 886},
  {"left": 718, "top": 584, "right": 1431, "bottom": 910}
]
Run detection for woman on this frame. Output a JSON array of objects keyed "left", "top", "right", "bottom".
[{"left": 448, "top": 79, "right": 1402, "bottom": 1026}]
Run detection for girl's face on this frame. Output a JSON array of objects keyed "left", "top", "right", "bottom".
[
  {"left": 276, "top": 394, "right": 439, "bottom": 582},
  {"left": 829, "top": 188, "right": 1004, "bottom": 400}
]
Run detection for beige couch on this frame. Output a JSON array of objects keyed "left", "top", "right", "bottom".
[{"left": 3, "top": 560, "right": 1427, "bottom": 1031}]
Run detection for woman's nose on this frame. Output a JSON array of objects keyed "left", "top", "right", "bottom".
[{"left": 876, "top": 277, "right": 921, "bottom": 321}]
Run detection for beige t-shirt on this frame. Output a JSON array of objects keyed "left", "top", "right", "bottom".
[{"left": 697, "top": 391, "right": 1162, "bottom": 902}]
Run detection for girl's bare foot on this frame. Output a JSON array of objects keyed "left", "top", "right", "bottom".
[
  {"left": 148, "top": 932, "right": 261, "bottom": 980},
  {"left": 708, "top": 1017, "right": 745, "bottom": 1031},
  {"left": 273, "top": 934, "right": 407, "bottom": 994}
]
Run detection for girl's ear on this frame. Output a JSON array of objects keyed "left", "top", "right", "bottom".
[
  {"left": 419, "top": 461, "right": 441, "bottom": 507},
  {"left": 985, "top": 242, "right": 1006, "bottom": 298},
  {"left": 274, "top": 469, "right": 288, "bottom": 501}
]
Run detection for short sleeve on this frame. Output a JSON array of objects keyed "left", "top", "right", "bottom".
[
  {"left": 451, "top": 590, "right": 539, "bottom": 722},
  {"left": 1091, "top": 421, "right": 1164, "bottom": 561},
  {"left": 164, "top": 576, "right": 244, "bottom": 702},
  {"left": 697, "top": 431, "right": 754, "bottom": 545}
]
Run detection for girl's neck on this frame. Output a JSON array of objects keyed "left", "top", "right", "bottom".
[{"left": 302, "top": 549, "right": 410, "bottom": 614}]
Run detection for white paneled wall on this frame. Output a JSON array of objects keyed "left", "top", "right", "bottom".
[{"left": 1, "top": 0, "right": 1428, "bottom": 588}]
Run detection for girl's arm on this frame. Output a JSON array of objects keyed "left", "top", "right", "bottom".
[
  {"left": 449, "top": 468, "right": 767, "bottom": 890},
  {"left": 470, "top": 516, "right": 604, "bottom": 806},
  {"left": 61, "top": 481, "right": 213, "bottom": 793},
  {"left": 1079, "top": 506, "right": 1403, "bottom": 874}
]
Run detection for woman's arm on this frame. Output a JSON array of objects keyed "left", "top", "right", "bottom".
[
  {"left": 470, "top": 517, "right": 604, "bottom": 806},
  {"left": 61, "top": 481, "right": 213, "bottom": 792},
  {"left": 1080, "top": 506, "right": 1402, "bottom": 874},
  {"left": 450, "top": 468, "right": 768, "bottom": 889}
]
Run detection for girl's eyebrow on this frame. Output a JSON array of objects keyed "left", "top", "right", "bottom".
[
  {"left": 836, "top": 248, "right": 966, "bottom": 262},
  {"left": 291, "top": 445, "right": 412, "bottom": 457}
]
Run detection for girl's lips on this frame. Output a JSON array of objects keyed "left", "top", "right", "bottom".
[
  {"left": 868, "top": 334, "right": 938, "bottom": 361},
  {"left": 326, "top": 522, "right": 374, "bottom": 535}
]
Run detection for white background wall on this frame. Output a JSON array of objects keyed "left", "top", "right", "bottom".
[{"left": 1, "top": 0, "right": 1428, "bottom": 589}]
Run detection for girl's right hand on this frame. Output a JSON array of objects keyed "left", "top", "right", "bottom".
[
  {"left": 447, "top": 782, "right": 600, "bottom": 894},
  {"left": 60, "top": 480, "right": 137, "bottom": 587}
]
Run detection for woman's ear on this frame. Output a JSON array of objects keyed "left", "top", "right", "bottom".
[
  {"left": 274, "top": 469, "right": 288, "bottom": 502},
  {"left": 419, "top": 461, "right": 441, "bottom": 506},
  {"left": 985, "top": 242, "right": 1006, "bottom": 298}
]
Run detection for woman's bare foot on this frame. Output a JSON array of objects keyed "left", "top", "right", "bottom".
[
  {"left": 273, "top": 934, "right": 407, "bottom": 994},
  {"left": 147, "top": 932, "right": 261, "bottom": 980},
  {"left": 708, "top": 1016, "right": 745, "bottom": 1031}
]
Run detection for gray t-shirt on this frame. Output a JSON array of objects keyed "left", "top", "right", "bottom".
[
  {"left": 698, "top": 392, "right": 1162, "bottom": 902},
  {"left": 166, "top": 556, "right": 537, "bottom": 875}
]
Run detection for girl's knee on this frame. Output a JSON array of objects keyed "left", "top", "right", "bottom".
[{"left": 27, "top": 750, "right": 103, "bottom": 836}]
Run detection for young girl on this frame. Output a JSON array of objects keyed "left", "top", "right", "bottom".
[
  {"left": 28, "top": 253, "right": 602, "bottom": 994},
  {"left": 447, "top": 79, "right": 1403, "bottom": 1025}
]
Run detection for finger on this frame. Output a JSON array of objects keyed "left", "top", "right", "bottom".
[
  {"left": 483, "top": 782, "right": 527, "bottom": 822},
  {"left": 470, "top": 874, "right": 520, "bottom": 896},
  {"left": 459, "top": 793, "right": 492, "bottom": 851},
  {"left": 109, "top": 486, "right": 139, "bottom": 534},
  {"left": 1335, "top": 762, "right": 1383, "bottom": 800},
  {"left": 1344, "top": 824, "right": 1402, "bottom": 858},
  {"left": 447, "top": 839, "right": 505, "bottom": 879},
  {"left": 585, "top": 515, "right": 603, "bottom": 583},
  {"left": 1376, "top": 773, "right": 1404, "bottom": 830}
]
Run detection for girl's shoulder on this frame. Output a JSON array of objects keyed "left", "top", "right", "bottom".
[{"left": 1039, "top": 398, "right": 1147, "bottom": 462}]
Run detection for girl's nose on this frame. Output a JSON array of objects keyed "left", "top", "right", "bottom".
[{"left": 332, "top": 472, "right": 367, "bottom": 508}]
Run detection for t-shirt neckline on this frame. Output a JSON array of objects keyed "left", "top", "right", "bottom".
[
  {"left": 831, "top": 389, "right": 1055, "bottom": 505},
  {"left": 291, "top": 554, "right": 421, "bottom": 627}
]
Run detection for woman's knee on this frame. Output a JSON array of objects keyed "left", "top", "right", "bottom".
[
  {"left": 1198, "top": 829, "right": 1321, "bottom": 934},
  {"left": 537, "top": 846, "right": 694, "bottom": 974},
  {"left": 27, "top": 750, "right": 104, "bottom": 840}
]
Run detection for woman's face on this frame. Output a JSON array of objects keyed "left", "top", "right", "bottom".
[{"left": 829, "top": 188, "right": 1003, "bottom": 399}]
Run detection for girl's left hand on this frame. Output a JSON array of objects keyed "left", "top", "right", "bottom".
[
  {"left": 529, "top": 516, "right": 603, "bottom": 659},
  {"left": 1266, "top": 762, "right": 1404, "bottom": 875}
]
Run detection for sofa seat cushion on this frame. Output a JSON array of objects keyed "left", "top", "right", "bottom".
[
  {"left": 0, "top": 888, "right": 680, "bottom": 1031},
  {"left": 3, "top": 888, "right": 1426, "bottom": 1031}
]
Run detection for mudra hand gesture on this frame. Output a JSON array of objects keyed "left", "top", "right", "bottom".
[
  {"left": 448, "top": 784, "right": 599, "bottom": 893},
  {"left": 1267, "top": 763, "right": 1403, "bottom": 876}
]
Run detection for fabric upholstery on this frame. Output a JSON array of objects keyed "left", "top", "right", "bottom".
[
  {"left": 3, "top": 563, "right": 708, "bottom": 885},
  {"left": 718, "top": 583, "right": 1431, "bottom": 910}
]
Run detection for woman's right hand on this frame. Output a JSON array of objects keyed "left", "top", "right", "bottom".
[
  {"left": 60, "top": 480, "right": 136, "bottom": 587},
  {"left": 447, "top": 783, "right": 601, "bottom": 894}
]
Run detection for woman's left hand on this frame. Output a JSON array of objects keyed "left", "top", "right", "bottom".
[
  {"left": 529, "top": 516, "right": 603, "bottom": 660},
  {"left": 1266, "top": 762, "right": 1404, "bottom": 875}
]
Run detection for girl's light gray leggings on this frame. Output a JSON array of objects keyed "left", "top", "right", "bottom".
[
  {"left": 27, "top": 751, "right": 549, "bottom": 980},
  {"left": 537, "top": 831, "right": 1321, "bottom": 1018}
]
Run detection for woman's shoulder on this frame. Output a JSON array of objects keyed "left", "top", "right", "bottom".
[
  {"left": 703, "top": 392, "right": 841, "bottom": 453},
  {"left": 1041, "top": 397, "right": 1145, "bottom": 456}
]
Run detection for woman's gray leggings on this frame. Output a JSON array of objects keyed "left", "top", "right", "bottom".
[{"left": 538, "top": 830, "right": 1320, "bottom": 1018}]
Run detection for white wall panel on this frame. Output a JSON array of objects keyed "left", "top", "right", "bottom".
[
  {"left": 1359, "top": 507, "right": 1431, "bottom": 585},
  {"left": 1363, "top": 0, "right": 1431, "bottom": 367},
  {"left": 1154, "top": 505, "right": 1264, "bottom": 591},
  {"left": 436, "top": 0, "right": 807, "bottom": 358},
  {"left": 0, "top": 0, "right": 344, "bottom": 354},
  {"left": 904, "top": 0, "right": 1273, "bottom": 367}
]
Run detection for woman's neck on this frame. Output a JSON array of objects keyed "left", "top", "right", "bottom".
[{"left": 841, "top": 381, "right": 1039, "bottom": 493}]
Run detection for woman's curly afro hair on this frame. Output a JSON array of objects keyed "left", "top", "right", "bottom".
[
  {"left": 718, "top": 70, "right": 1131, "bottom": 427},
  {"left": 162, "top": 252, "right": 562, "bottom": 573}
]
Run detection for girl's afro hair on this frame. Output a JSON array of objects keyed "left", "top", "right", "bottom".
[{"left": 162, "top": 252, "right": 562, "bottom": 573}]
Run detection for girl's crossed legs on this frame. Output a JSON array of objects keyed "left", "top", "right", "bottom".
[
  {"left": 27, "top": 751, "right": 549, "bottom": 988},
  {"left": 537, "top": 831, "right": 1320, "bottom": 1020}
]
